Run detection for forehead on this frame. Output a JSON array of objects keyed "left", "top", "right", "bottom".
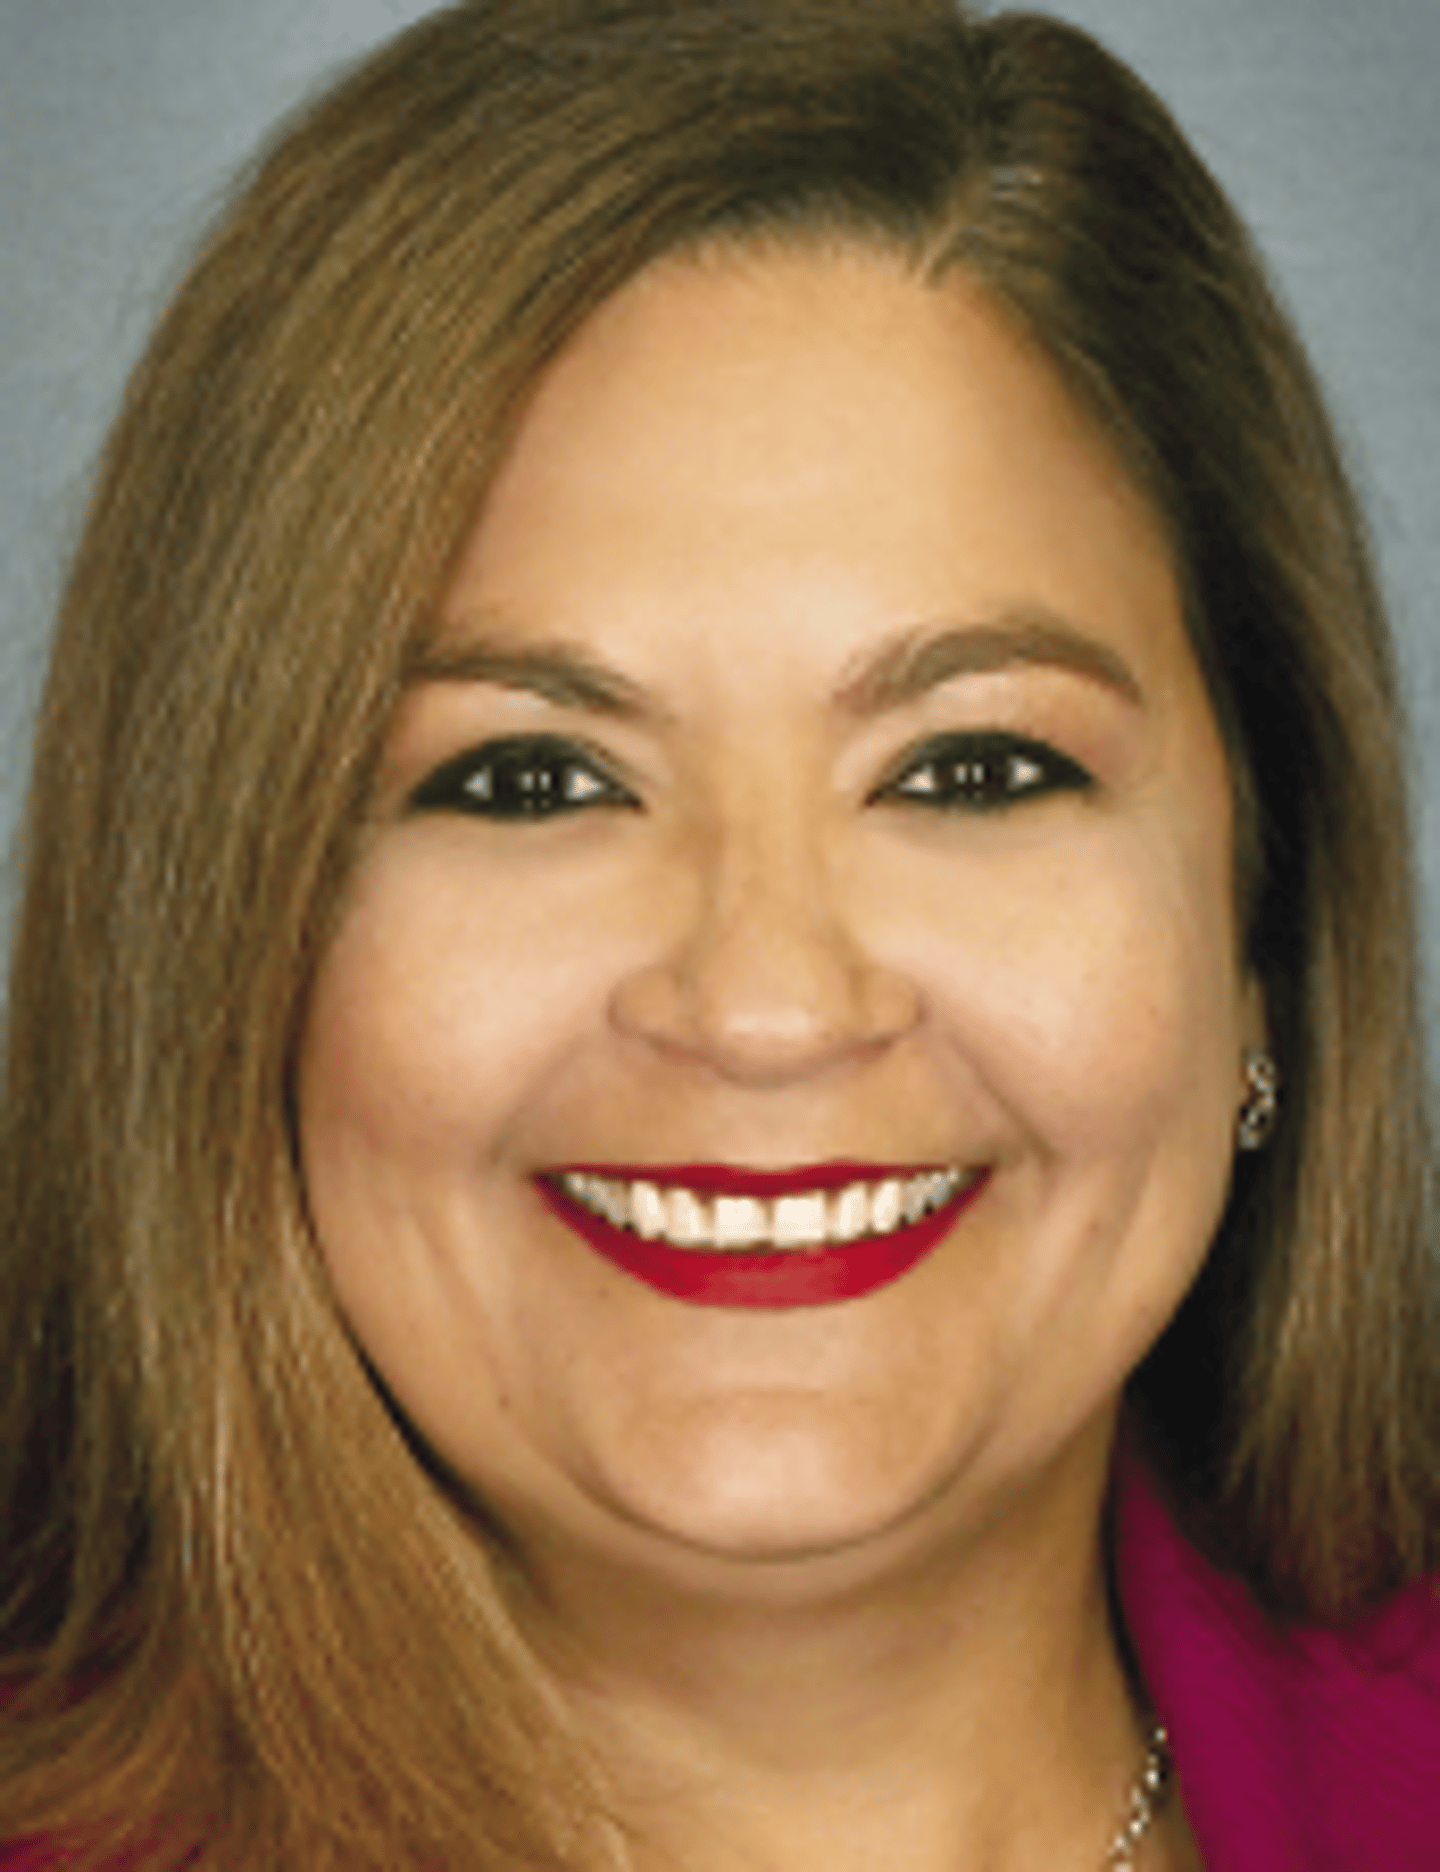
[{"left": 439, "top": 240, "right": 1191, "bottom": 707}]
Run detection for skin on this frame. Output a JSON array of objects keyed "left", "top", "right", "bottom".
[{"left": 299, "top": 241, "right": 1246, "bottom": 1868}]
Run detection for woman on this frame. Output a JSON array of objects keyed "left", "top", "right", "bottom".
[{"left": 1, "top": 1, "right": 1437, "bottom": 1865}]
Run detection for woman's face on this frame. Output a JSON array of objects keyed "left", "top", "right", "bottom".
[{"left": 299, "top": 243, "right": 1259, "bottom": 1588}]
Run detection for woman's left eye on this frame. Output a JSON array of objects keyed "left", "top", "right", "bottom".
[
  {"left": 407, "top": 735, "right": 639, "bottom": 819},
  {"left": 869, "top": 731, "right": 1094, "bottom": 811}
]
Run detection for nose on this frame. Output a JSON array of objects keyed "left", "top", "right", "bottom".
[{"left": 610, "top": 812, "right": 920, "bottom": 1086}]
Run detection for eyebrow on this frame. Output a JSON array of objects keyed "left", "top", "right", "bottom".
[
  {"left": 403, "top": 606, "right": 1143, "bottom": 721},
  {"left": 838, "top": 610, "right": 1145, "bottom": 715},
  {"left": 403, "top": 636, "right": 659, "bottom": 719}
]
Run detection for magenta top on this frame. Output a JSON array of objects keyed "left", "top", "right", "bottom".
[
  {"left": 5, "top": 1451, "right": 1440, "bottom": 1866},
  {"left": 1117, "top": 1450, "right": 1440, "bottom": 1867}
]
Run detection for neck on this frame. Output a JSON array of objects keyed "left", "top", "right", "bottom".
[{"left": 513, "top": 1418, "right": 1166, "bottom": 1871}]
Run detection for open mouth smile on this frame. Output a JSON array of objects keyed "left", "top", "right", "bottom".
[{"left": 537, "top": 1161, "right": 988, "bottom": 1308}]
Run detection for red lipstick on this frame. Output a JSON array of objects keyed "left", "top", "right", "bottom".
[{"left": 537, "top": 1164, "right": 987, "bottom": 1309}]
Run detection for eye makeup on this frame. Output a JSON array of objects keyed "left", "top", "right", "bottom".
[
  {"left": 870, "top": 729, "right": 1094, "bottom": 813},
  {"left": 407, "top": 733, "right": 639, "bottom": 820}
]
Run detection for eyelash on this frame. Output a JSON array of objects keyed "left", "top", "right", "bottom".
[
  {"left": 407, "top": 735, "right": 638, "bottom": 819},
  {"left": 407, "top": 729, "right": 1093, "bottom": 822},
  {"left": 869, "top": 731, "right": 1094, "bottom": 812}
]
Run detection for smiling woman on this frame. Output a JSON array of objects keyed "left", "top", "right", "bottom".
[
  {"left": 1, "top": 3, "right": 1438, "bottom": 1869},
  {"left": 300, "top": 248, "right": 1248, "bottom": 1591}
]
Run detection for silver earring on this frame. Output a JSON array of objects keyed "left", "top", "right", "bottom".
[{"left": 1237, "top": 1049, "right": 1279, "bottom": 1151}]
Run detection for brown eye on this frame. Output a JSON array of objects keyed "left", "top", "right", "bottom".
[
  {"left": 871, "top": 732, "right": 1094, "bottom": 812},
  {"left": 409, "top": 736, "right": 639, "bottom": 820}
]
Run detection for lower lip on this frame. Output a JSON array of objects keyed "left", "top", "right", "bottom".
[{"left": 536, "top": 1171, "right": 988, "bottom": 1309}]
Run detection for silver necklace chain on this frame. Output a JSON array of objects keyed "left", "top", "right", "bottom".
[{"left": 1103, "top": 1721, "right": 1173, "bottom": 1868}]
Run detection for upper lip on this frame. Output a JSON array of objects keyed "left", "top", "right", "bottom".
[{"left": 543, "top": 1161, "right": 963, "bottom": 1198}]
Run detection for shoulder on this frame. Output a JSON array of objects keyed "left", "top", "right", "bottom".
[
  {"left": 0, "top": 1682, "right": 162, "bottom": 1870},
  {"left": 1116, "top": 1444, "right": 1440, "bottom": 1871},
  {"left": 0, "top": 1681, "right": 54, "bottom": 1867},
  {"left": 0, "top": 1831, "right": 160, "bottom": 1869},
  {"left": 0, "top": 1830, "right": 173, "bottom": 1870}
]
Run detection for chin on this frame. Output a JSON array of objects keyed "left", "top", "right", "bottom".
[{"left": 570, "top": 1390, "right": 978, "bottom": 1573}]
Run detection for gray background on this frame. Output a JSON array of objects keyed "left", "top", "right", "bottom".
[{"left": 2, "top": 0, "right": 1437, "bottom": 1004}]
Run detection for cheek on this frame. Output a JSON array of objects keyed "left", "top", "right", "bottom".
[
  {"left": 861, "top": 830, "right": 1243, "bottom": 1451},
  {"left": 299, "top": 835, "right": 632, "bottom": 1169},
  {"left": 862, "top": 814, "right": 1245, "bottom": 1155},
  {"left": 293, "top": 844, "right": 620, "bottom": 1437}
]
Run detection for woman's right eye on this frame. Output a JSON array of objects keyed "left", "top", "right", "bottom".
[{"left": 407, "top": 735, "right": 639, "bottom": 819}]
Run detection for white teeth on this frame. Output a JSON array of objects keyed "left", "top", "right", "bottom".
[
  {"left": 830, "top": 1184, "right": 871, "bottom": 1243},
  {"left": 631, "top": 1181, "right": 667, "bottom": 1239},
  {"left": 773, "top": 1191, "right": 828, "bottom": 1247},
  {"left": 559, "top": 1167, "right": 972, "bottom": 1253},
  {"left": 870, "top": 1178, "right": 903, "bottom": 1235},
  {"left": 666, "top": 1187, "right": 709, "bottom": 1245},
  {"left": 714, "top": 1195, "right": 767, "bottom": 1247}
]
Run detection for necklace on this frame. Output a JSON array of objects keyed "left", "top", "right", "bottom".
[{"left": 1102, "top": 1721, "right": 1173, "bottom": 1868}]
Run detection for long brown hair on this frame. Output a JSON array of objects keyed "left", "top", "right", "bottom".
[{"left": 2, "top": 1, "right": 1435, "bottom": 1862}]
